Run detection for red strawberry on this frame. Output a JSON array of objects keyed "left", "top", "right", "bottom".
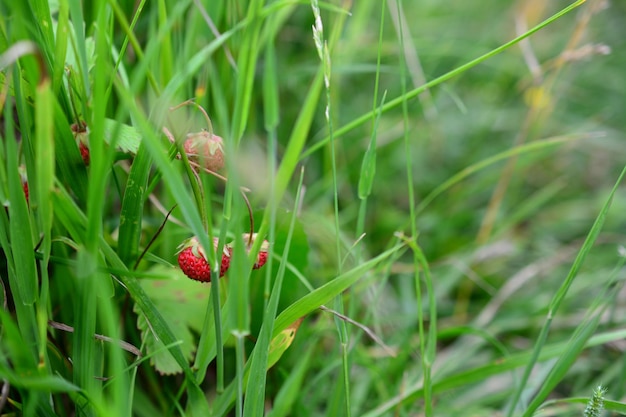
[
  {"left": 72, "top": 122, "right": 90, "bottom": 166},
  {"left": 177, "top": 237, "right": 231, "bottom": 282},
  {"left": 22, "top": 181, "right": 29, "bottom": 203},
  {"left": 242, "top": 233, "right": 269, "bottom": 269},
  {"left": 253, "top": 250, "right": 268, "bottom": 270},
  {"left": 177, "top": 245, "right": 211, "bottom": 282},
  {"left": 79, "top": 141, "right": 90, "bottom": 166},
  {"left": 183, "top": 131, "right": 225, "bottom": 172},
  {"left": 220, "top": 246, "right": 233, "bottom": 277},
  {"left": 18, "top": 166, "right": 29, "bottom": 206}
]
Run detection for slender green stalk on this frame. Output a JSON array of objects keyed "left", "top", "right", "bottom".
[
  {"left": 392, "top": 0, "right": 434, "bottom": 414},
  {"left": 312, "top": 1, "right": 351, "bottom": 415},
  {"left": 356, "top": 0, "right": 386, "bottom": 244}
]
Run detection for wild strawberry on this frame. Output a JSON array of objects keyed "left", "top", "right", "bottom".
[
  {"left": 254, "top": 250, "right": 268, "bottom": 270},
  {"left": 22, "top": 181, "right": 29, "bottom": 203},
  {"left": 183, "top": 131, "right": 225, "bottom": 172},
  {"left": 79, "top": 141, "right": 90, "bottom": 166},
  {"left": 18, "top": 166, "right": 29, "bottom": 206},
  {"left": 242, "top": 233, "right": 269, "bottom": 269},
  {"left": 218, "top": 246, "right": 232, "bottom": 276},
  {"left": 177, "top": 237, "right": 231, "bottom": 282},
  {"left": 72, "top": 122, "right": 90, "bottom": 166}
]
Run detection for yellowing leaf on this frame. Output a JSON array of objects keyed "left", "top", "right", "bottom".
[{"left": 267, "top": 317, "right": 303, "bottom": 370}]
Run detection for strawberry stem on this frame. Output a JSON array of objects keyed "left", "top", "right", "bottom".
[
  {"left": 164, "top": 123, "right": 209, "bottom": 231},
  {"left": 240, "top": 190, "right": 254, "bottom": 245},
  {"left": 169, "top": 99, "right": 214, "bottom": 136}
]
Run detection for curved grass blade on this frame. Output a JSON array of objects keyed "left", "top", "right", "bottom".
[{"left": 301, "top": 0, "right": 587, "bottom": 159}]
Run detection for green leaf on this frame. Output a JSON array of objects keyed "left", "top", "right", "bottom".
[
  {"left": 103, "top": 118, "right": 142, "bottom": 155},
  {"left": 133, "top": 266, "right": 211, "bottom": 374}
]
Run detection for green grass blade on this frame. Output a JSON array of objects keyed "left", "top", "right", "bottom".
[
  {"left": 68, "top": 0, "right": 91, "bottom": 97},
  {"left": 507, "top": 162, "right": 626, "bottom": 416},
  {"left": 157, "top": 0, "right": 173, "bottom": 84},
  {"left": 399, "top": 235, "right": 438, "bottom": 416},
  {"left": 414, "top": 133, "right": 593, "bottom": 216},
  {"left": 52, "top": 0, "right": 69, "bottom": 94},
  {"left": 34, "top": 64, "right": 54, "bottom": 267},
  {"left": 159, "top": 23, "right": 236, "bottom": 102},
  {"left": 243, "top": 169, "right": 304, "bottom": 416},
  {"left": 361, "top": 329, "right": 626, "bottom": 417},
  {"left": 262, "top": 39, "right": 279, "bottom": 131},
  {"left": 265, "top": 344, "right": 315, "bottom": 417},
  {"left": 5, "top": 109, "right": 37, "bottom": 307},
  {"left": 273, "top": 244, "right": 402, "bottom": 339},
  {"left": 522, "top": 313, "right": 603, "bottom": 417},
  {"left": 117, "top": 143, "right": 151, "bottom": 264},
  {"left": 230, "top": 0, "right": 264, "bottom": 145}
]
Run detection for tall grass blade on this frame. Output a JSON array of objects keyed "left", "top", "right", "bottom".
[{"left": 507, "top": 162, "right": 626, "bottom": 416}]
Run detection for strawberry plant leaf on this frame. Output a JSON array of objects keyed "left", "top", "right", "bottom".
[
  {"left": 134, "top": 265, "right": 210, "bottom": 374},
  {"left": 103, "top": 118, "right": 141, "bottom": 155}
]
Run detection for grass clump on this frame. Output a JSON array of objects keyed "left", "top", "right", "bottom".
[{"left": 1, "top": 0, "right": 626, "bottom": 416}]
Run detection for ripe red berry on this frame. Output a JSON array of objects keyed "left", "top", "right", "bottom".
[
  {"left": 177, "top": 246, "right": 211, "bottom": 282},
  {"left": 79, "top": 142, "right": 90, "bottom": 166},
  {"left": 72, "top": 122, "right": 90, "bottom": 166},
  {"left": 253, "top": 250, "right": 268, "bottom": 270},
  {"left": 242, "top": 233, "right": 269, "bottom": 270},
  {"left": 22, "top": 181, "right": 29, "bottom": 203},
  {"left": 177, "top": 237, "right": 231, "bottom": 282},
  {"left": 220, "top": 247, "right": 232, "bottom": 276},
  {"left": 183, "top": 131, "right": 225, "bottom": 172}
]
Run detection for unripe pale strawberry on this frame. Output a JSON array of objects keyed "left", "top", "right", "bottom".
[
  {"left": 177, "top": 237, "right": 231, "bottom": 282},
  {"left": 183, "top": 131, "right": 225, "bottom": 172}
]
